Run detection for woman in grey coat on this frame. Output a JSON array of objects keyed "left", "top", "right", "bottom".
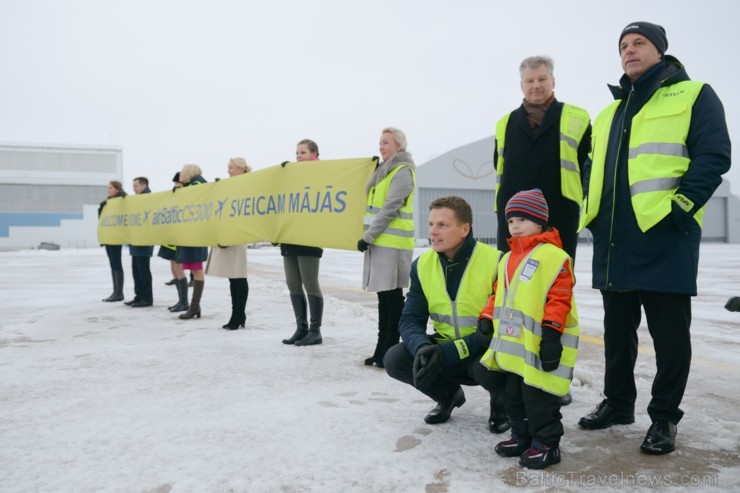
[
  {"left": 357, "top": 127, "right": 416, "bottom": 368},
  {"left": 205, "top": 158, "right": 252, "bottom": 330}
]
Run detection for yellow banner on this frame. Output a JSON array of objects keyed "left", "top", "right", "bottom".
[{"left": 97, "top": 157, "right": 377, "bottom": 250}]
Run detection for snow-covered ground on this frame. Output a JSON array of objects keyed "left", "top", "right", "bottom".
[{"left": 1, "top": 243, "right": 739, "bottom": 492}]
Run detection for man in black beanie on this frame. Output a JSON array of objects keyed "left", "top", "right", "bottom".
[{"left": 578, "top": 22, "right": 731, "bottom": 455}]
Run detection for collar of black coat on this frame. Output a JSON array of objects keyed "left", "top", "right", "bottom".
[
  {"left": 608, "top": 55, "right": 689, "bottom": 100},
  {"left": 436, "top": 230, "right": 477, "bottom": 266}
]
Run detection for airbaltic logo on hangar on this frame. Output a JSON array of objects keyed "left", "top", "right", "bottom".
[{"left": 452, "top": 159, "right": 495, "bottom": 181}]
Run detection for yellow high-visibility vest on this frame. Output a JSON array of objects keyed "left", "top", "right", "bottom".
[
  {"left": 494, "top": 104, "right": 590, "bottom": 212},
  {"left": 364, "top": 165, "right": 415, "bottom": 249},
  {"left": 480, "top": 243, "right": 579, "bottom": 396},
  {"left": 580, "top": 80, "right": 705, "bottom": 232},
  {"left": 417, "top": 242, "right": 500, "bottom": 359}
]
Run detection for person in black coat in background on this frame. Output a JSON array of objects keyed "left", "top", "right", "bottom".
[
  {"left": 125, "top": 176, "right": 155, "bottom": 307},
  {"left": 99, "top": 180, "right": 127, "bottom": 302}
]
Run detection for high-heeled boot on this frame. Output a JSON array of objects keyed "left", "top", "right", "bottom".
[
  {"left": 179, "top": 280, "right": 203, "bottom": 319},
  {"left": 223, "top": 278, "right": 248, "bottom": 330},
  {"left": 169, "top": 278, "right": 189, "bottom": 312}
]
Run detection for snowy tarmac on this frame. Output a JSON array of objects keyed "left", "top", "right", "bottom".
[{"left": 1, "top": 244, "right": 739, "bottom": 492}]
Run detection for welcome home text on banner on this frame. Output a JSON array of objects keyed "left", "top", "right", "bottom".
[{"left": 97, "top": 158, "right": 378, "bottom": 250}]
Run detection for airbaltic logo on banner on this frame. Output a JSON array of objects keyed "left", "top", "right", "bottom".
[{"left": 100, "top": 186, "right": 349, "bottom": 228}]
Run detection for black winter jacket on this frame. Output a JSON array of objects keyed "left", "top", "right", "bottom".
[
  {"left": 398, "top": 233, "right": 491, "bottom": 366},
  {"left": 494, "top": 100, "right": 591, "bottom": 259},
  {"left": 584, "top": 56, "right": 731, "bottom": 295}
]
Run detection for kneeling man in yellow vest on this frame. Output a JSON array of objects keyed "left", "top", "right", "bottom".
[
  {"left": 384, "top": 196, "right": 510, "bottom": 435},
  {"left": 479, "top": 189, "right": 579, "bottom": 470}
]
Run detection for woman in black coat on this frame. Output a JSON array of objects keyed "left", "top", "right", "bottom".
[{"left": 99, "top": 180, "right": 127, "bottom": 302}]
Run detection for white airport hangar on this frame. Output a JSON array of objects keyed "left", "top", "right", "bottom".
[
  {"left": 413, "top": 136, "right": 740, "bottom": 245},
  {"left": 0, "top": 139, "right": 737, "bottom": 250},
  {"left": 0, "top": 142, "right": 122, "bottom": 250}
]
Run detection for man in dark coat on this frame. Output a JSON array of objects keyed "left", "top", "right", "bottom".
[
  {"left": 578, "top": 22, "right": 731, "bottom": 455},
  {"left": 126, "top": 176, "right": 154, "bottom": 307},
  {"left": 494, "top": 55, "right": 591, "bottom": 261}
]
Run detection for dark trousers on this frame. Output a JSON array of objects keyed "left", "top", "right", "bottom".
[
  {"left": 505, "top": 373, "right": 562, "bottom": 446},
  {"left": 132, "top": 256, "right": 153, "bottom": 303},
  {"left": 601, "top": 290, "right": 692, "bottom": 424},
  {"left": 384, "top": 342, "right": 506, "bottom": 406},
  {"left": 105, "top": 245, "right": 123, "bottom": 272}
]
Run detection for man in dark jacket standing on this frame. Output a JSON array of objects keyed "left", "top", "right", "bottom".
[
  {"left": 384, "top": 196, "right": 509, "bottom": 434},
  {"left": 494, "top": 55, "right": 591, "bottom": 261},
  {"left": 578, "top": 22, "right": 731, "bottom": 455},
  {"left": 126, "top": 176, "right": 154, "bottom": 307}
]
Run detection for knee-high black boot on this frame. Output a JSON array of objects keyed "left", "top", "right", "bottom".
[
  {"left": 169, "top": 278, "right": 189, "bottom": 312},
  {"left": 283, "top": 294, "right": 308, "bottom": 344},
  {"left": 365, "top": 291, "right": 391, "bottom": 367},
  {"left": 383, "top": 288, "right": 404, "bottom": 350},
  {"left": 223, "top": 279, "right": 248, "bottom": 330},
  {"left": 103, "top": 271, "right": 124, "bottom": 302},
  {"left": 295, "top": 295, "right": 323, "bottom": 346}
]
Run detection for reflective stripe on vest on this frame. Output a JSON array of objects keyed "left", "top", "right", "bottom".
[
  {"left": 417, "top": 242, "right": 501, "bottom": 343},
  {"left": 580, "top": 80, "right": 705, "bottom": 232},
  {"left": 479, "top": 243, "right": 579, "bottom": 396},
  {"left": 494, "top": 104, "right": 590, "bottom": 212},
  {"left": 364, "top": 165, "right": 415, "bottom": 249}
]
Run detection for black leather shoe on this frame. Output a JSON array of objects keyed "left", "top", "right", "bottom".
[
  {"left": 124, "top": 298, "right": 139, "bottom": 306},
  {"left": 640, "top": 421, "right": 677, "bottom": 454},
  {"left": 424, "top": 388, "right": 465, "bottom": 424},
  {"left": 488, "top": 411, "right": 511, "bottom": 434},
  {"left": 131, "top": 300, "right": 153, "bottom": 307},
  {"left": 726, "top": 296, "right": 740, "bottom": 312},
  {"left": 578, "top": 399, "right": 635, "bottom": 430}
]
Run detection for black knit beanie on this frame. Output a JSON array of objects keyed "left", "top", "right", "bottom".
[{"left": 619, "top": 21, "right": 668, "bottom": 55}]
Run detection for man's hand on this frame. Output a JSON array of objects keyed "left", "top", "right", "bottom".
[
  {"left": 357, "top": 239, "right": 370, "bottom": 252},
  {"left": 475, "top": 318, "right": 494, "bottom": 347},
  {"left": 413, "top": 344, "right": 444, "bottom": 389}
]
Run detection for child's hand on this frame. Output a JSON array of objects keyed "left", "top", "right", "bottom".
[{"left": 540, "top": 326, "right": 563, "bottom": 371}]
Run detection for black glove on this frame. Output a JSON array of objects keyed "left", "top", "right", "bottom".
[
  {"left": 539, "top": 326, "right": 563, "bottom": 372},
  {"left": 280, "top": 161, "right": 290, "bottom": 168},
  {"left": 357, "top": 239, "right": 370, "bottom": 252},
  {"left": 475, "top": 318, "right": 494, "bottom": 347},
  {"left": 412, "top": 344, "right": 444, "bottom": 389},
  {"left": 670, "top": 200, "right": 692, "bottom": 236}
]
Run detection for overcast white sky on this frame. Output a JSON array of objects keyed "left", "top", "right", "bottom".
[{"left": 1, "top": 0, "right": 737, "bottom": 194}]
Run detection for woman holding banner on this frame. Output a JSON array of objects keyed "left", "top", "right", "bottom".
[
  {"left": 281, "top": 139, "right": 325, "bottom": 346},
  {"left": 159, "top": 172, "right": 182, "bottom": 287},
  {"left": 99, "top": 180, "right": 127, "bottom": 302},
  {"left": 173, "top": 164, "right": 208, "bottom": 320},
  {"left": 358, "top": 128, "right": 416, "bottom": 368},
  {"left": 206, "top": 157, "right": 251, "bottom": 330}
]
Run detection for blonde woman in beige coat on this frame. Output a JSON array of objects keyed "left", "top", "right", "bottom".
[{"left": 205, "top": 157, "right": 251, "bottom": 330}]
